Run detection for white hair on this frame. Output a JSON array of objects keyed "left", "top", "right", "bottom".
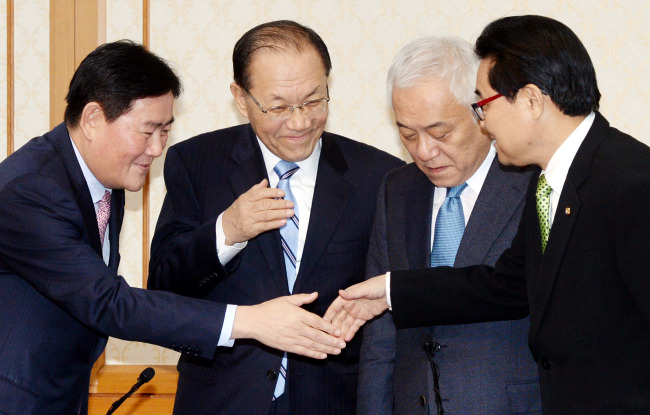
[{"left": 386, "top": 36, "right": 479, "bottom": 108}]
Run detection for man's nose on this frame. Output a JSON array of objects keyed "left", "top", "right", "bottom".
[{"left": 416, "top": 136, "right": 440, "bottom": 161}]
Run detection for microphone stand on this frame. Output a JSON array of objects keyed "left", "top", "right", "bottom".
[{"left": 106, "top": 367, "right": 155, "bottom": 415}]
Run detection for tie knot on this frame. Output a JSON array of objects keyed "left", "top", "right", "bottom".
[
  {"left": 98, "top": 190, "right": 111, "bottom": 207},
  {"left": 446, "top": 183, "right": 468, "bottom": 198},
  {"left": 274, "top": 160, "right": 299, "bottom": 180},
  {"left": 536, "top": 174, "right": 552, "bottom": 197},
  {"left": 97, "top": 190, "right": 111, "bottom": 246}
]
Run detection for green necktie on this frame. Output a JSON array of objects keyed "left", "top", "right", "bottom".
[{"left": 536, "top": 174, "right": 553, "bottom": 253}]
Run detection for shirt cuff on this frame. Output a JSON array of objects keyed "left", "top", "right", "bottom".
[
  {"left": 217, "top": 304, "right": 237, "bottom": 347},
  {"left": 216, "top": 212, "right": 247, "bottom": 265},
  {"left": 386, "top": 272, "right": 392, "bottom": 311}
]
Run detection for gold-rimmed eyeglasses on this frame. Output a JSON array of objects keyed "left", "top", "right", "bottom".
[{"left": 245, "top": 86, "right": 330, "bottom": 121}]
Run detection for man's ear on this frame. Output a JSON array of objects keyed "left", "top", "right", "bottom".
[
  {"left": 230, "top": 83, "right": 250, "bottom": 119},
  {"left": 78, "top": 102, "right": 105, "bottom": 142},
  {"left": 519, "top": 84, "right": 546, "bottom": 121}
]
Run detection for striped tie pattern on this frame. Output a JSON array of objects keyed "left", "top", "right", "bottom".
[
  {"left": 97, "top": 190, "right": 111, "bottom": 246},
  {"left": 536, "top": 174, "right": 553, "bottom": 253},
  {"left": 273, "top": 160, "right": 300, "bottom": 400},
  {"left": 430, "top": 183, "right": 467, "bottom": 267}
]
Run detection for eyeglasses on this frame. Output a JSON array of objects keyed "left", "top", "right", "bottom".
[
  {"left": 245, "top": 86, "right": 330, "bottom": 121},
  {"left": 471, "top": 93, "right": 503, "bottom": 121}
]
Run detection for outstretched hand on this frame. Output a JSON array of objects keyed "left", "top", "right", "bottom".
[
  {"left": 323, "top": 274, "right": 390, "bottom": 342},
  {"left": 232, "top": 292, "right": 346, "bottom": 359}
]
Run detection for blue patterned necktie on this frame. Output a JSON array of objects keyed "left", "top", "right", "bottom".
[
  {"left": 272, "top": 160, "right": 300, "bottom": 400},
  {"left": 430, "top": 183, "right": 468, "bottom": 267}
]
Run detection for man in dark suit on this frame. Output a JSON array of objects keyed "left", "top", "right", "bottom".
[
  {"left": 326, "top": 15, "right": 650, "bottom": 414},
  {"left": 0, "top": 41, "right": 344, "bottom": 415},
  {"left": 148, "top": 20, "right": 403, "bottom": 415},
  {"left": 358, "top": 36, "right": 540, "bottom": 415}
]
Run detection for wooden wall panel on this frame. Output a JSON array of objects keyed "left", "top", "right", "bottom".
[
  {"left": 50, "top": 0, "right": 105, "bottom": 128},
  {"left": 4, "top": 0, "right": 12, "bottom": 157}
]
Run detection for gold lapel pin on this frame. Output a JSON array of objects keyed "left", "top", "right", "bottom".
[{"left": 565, "top": 207, "right": 571, "bottom": 215}]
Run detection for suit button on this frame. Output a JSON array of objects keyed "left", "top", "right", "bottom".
[
  {"left": 431, "top": 342, "right": 441, "bottom": 353},
  {"left": 541, "top": 360, "right": 552, "bottom": 370},
  {"left": 266, "top": 370, "right": 277, "bottom": 380},
  {"left": 419, "top": 395, "right": 427, "bottom": 406}
]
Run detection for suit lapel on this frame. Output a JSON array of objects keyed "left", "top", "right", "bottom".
[
  {"left": 107, "top": 190, "right": 124, "bottom": 271},
  {"left": 228, "top": 125, "right": 288, "bottom": 294},
  {"left": 49, "top": 124, "right": 103, "bottom": 256},
  {"left": 529, "top": 113, "right": 609, "bottom": 337},
  {"left": 295, "top": 134, "right": 354, "bottom": 291},
  {"left": 456, "top": 158, "right": 529, "bottom": 267},
  {"left": 405, "top": 168, "right": 434, "bottom": 269}
]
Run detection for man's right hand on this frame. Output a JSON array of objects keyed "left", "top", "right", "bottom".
[
  {"left": 323, "top": 274, "right": 389, "bottom": 341},
  {"left": 232, "top": 292, "right": 346, "bottom": 359},
  {"left": 222, "top": 179, "right": 294, "bottom": 245}
]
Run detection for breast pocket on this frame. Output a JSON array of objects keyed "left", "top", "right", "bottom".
[
  {"left": 326, "top": 239, "right": 362, "bottom": 255},
  {"left": 323, "top": 239, "right": 366, "bottom": 289}
]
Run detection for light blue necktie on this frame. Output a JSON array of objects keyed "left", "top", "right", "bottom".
[
  {"left": 273, "top": 160, "right": 300, "bottom": 400},
  {"left": 430, "top": 183, "right": 468, "bottom": 267}
]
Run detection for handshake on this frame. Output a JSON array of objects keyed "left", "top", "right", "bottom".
[{"left": 248, "top": 275, "right": 389, "bottom": 359}]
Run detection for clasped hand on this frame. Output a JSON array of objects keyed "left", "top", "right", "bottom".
[
  {"left": 323, "top": 274, "right": 390, "bottom": 342},
  {"left": 233, "top": 292, "right": 347, "bottom": 359}
]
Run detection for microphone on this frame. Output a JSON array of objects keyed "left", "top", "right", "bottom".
[
  {"left": 420, "top": 334, "right": 445, "bottom": 415},
  {"left": 106, "top": 367, "right": 155, "bottom": 415}
]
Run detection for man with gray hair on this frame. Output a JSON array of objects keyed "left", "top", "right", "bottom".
[{"left": 357, "top": 36, "right": 541, "bottom": 414}]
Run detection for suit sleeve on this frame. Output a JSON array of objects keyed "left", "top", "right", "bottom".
[
  {"left": 615, "top": 170, "right": 650, "bottom": 327},
  {"left": 0, "top": 174, "right": 226, "bottom": 360},
  {"left": 148, "top": 145, "right": 228, "bottom": 297},
  {"left": 391, "top": 203, "right": 530, "bottom": 330},
  {"left": 357, "top": 176, "right": 396, "bottom": 415}
]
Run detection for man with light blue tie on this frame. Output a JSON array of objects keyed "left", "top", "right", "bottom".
[
  {"left": 0, "top": 40, "right": 348, "bottom": 415},
  {"left": 148, "top": 20, "right": 403, "bottom": 415},
  {"left": 357, "top": 36, "right": 541, "bottom": 415}
]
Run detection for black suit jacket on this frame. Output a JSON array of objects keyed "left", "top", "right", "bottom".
[
  {"left": 148, "top": 123, "right": 403, "bottom": 415},
  {"left": 390, "top": 113, "right": 650, "bottom": 414},
  {"left": 0, "top": 123, "right": 227, "bottom": 415}
]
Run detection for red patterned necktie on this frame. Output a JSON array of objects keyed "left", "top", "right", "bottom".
[{"left": 97, "top": 190, "right": 111, "bottom": 246}]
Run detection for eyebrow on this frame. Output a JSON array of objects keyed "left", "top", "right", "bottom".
[
  {"left": 396, "top": 120, "right": 448, "bottom": 129},
  {"left": 144, "top": 117, "right": 174, "bottom": 128},
  {"left": 474, "top": 89, "right": 483, "bottom": 98},
  {"left": 270, "top": 86, "right": 323, "bottom": 102}
]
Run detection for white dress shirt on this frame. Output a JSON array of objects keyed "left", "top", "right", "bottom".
[
  {"left": 215, "top": 137, "right": 322, "bottom": 343},
  {"left": 541, "top": 112, "right": 595, "bottom": 227},
  {"left": 70, "top": 138, "right": 111, "bottom": 265},
  {"left": 388, "top": 143, "right": 496, "bottom": 309},
  {"left": 429, "top": 144, "right": 496, "bottom": 249}
]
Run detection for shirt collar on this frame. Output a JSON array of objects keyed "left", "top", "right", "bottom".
[
  {"left": 257, "top": 137, "right": 322, "bottom": 182},
  {"left": 70, "top": 137, "right": 111, "bottom": 204},
  {"left": 542, "top": 112, "right": 595, "bottom": 194},
  {"left": 465, "top": 142, "right": 496, "bottom": 196},
  {"left": 433, "top": 142, "right": 495, "bottom": 201}
]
